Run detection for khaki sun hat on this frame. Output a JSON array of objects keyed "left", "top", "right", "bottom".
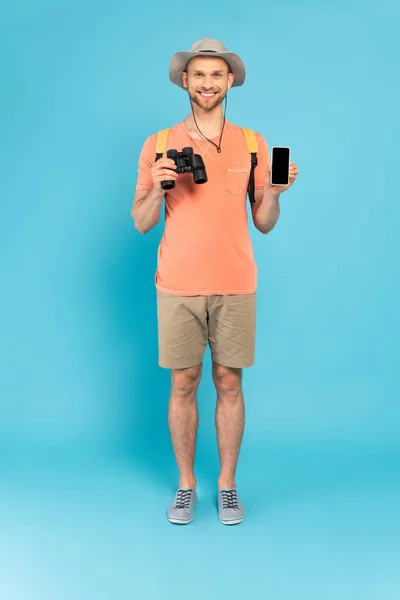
[{"left": 169, "top": 38, "right": 246, "bottom": 89}]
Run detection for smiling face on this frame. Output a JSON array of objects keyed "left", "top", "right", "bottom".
[{"left": 182, "top": 56, "right": 235, "bottom": 111}]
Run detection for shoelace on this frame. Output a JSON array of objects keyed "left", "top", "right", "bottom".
[
  {"left": 221, "top": 489, "right": 239, "bottom": 510},
  {"left": 175, "top": 489, "right": 192, "bottom": 510}
]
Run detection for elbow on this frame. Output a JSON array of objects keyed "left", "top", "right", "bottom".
[
  {"left": 134, "top": 221, "right": 148, "bottom": 234},
  {"left": 255, "top": 220, "right": 277, "bottom": 235},
  {"left": 131, "top": 207, "right": 159, "bottom": 235},
  {"left": 255, "top": 211, "right": 280, "bottom": 235},
  {"left": 257, "top": 225, "right": 272, "bottom": 235},
  {"left": 253, "top": 204, "right": 280, "bottom": 235},
  {"left": 131, "top": 210, "right": 147, "bottom": 234},
  {"left": 134, "top": 216, "right": 160, "bottom": 235}
]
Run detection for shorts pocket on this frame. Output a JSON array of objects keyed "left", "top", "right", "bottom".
[
  {"left": 226, "top": 168, "right": 249, "bottom": 196},
  {"left": 156, "top": 291, "right": 182, "bottom": 309}
]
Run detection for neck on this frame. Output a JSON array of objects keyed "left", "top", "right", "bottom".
[{"left": 185, "top": 102, "right": 226, "bottom": 139}]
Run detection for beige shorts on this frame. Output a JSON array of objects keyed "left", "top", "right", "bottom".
[{"left": 156, "top": 291, "right": 257, "bottom": 370}]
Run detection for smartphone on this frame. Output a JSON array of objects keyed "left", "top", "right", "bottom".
[{"left": 270, "top": 146, "right": 290, "bottom": 186}]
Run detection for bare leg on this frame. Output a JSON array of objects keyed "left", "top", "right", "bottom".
[
  {"left": 212, "top": 362, "right": 244, "bottom": 490},
  {"left": 168, "top": 364, "right": 202, "bottom": 489}
]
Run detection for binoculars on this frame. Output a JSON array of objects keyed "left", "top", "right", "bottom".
[{"left": 160, "top": 147, "right": 208, "bottom": 190}]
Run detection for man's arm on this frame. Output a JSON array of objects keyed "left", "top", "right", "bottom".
[
  {"left": 250, "top": 156, "right": 299, "bottom": 233},
  {"left": 131, "top": 152, "right": 178, "bottom": 234},
  {"left": 248, "top": 133, "right": 280, "bottom": 234},
  {"left": 251, "top": 187, "right": 281, "bottom": 235},
  {"left": 131, "top": 188, "right": 164, "bottom": 234}
]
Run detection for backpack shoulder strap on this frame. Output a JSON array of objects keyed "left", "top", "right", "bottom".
[
  {"left": 155, "top": 128, "right": 170, "bottom": 159},
  {"left": 241, "top": 128, "right": 258, "bottom": 204},
  {"left": 241, "top": 128, "right": 258, "bottom": 154}
]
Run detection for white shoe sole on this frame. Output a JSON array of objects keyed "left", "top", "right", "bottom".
[
  {"left": 167, "top": 514, "right": 195, "bottom": 525},
  {"left": 219, "top": 515, "right": 245, "bottom": 525}
]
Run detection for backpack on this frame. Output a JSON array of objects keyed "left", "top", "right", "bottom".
[{"left": 155, "top": 127, "right": 258, "bottom": 203}]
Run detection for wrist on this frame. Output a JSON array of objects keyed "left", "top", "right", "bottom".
[
  {"left": 264, "top": 181, "right": 279, "bottom": 193},
  {"left": 263, "top": 185, "right": 280, "bottom": 203},
  {"left": 151, "top": 187, "right": 165, "bottom": 202}
]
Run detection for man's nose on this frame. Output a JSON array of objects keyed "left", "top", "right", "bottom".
[{"left": 203, "top": 76, "right": 214, "bottom": 88}]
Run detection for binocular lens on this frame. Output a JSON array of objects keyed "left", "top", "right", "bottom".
[
  {"left": 193, "top": 169, "right": 207, "bottom": 184},
  {"left": 161, "top": 180, "right": 175, "bottom": 190}
]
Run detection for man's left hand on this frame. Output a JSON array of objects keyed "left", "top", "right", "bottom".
[{"left": 265, "top": 162, "right": 299, "bottom": 195}]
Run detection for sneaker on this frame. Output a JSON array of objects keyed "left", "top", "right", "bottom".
[
  {"left": 218, "top": 488, "right": 245, "bottom": 525},
  {"left": 167, "top": 488, "right": 198, "bottom": 525}
]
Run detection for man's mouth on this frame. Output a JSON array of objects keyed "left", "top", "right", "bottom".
[{"left": 198, "top": 91, "right": 218, "bottom": 100}]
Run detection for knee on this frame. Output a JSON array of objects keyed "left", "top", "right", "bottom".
[
  {"left": 213, "top": 364, "right": 242, "bottom": 398},
  {"left": 171, "top": 365, "right": 202, "bottom": 400}
]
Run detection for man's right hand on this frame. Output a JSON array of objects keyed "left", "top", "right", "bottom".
[{"left": 151, "top": 157, "right": 178, "bottom": 191}]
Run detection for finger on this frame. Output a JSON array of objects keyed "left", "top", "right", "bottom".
[
  {"left": 153, "top": 169, "right": 177, "bottom": 176},
  {"left": 155, "top": 173, "right": 178, "bottom": 180},
  {"left": 152, "top": 166, "right": 177, "bottom": 176},
  {"left": 155, "top": 171, "right": 178, "bottom": 180},
  {"left": 154, "top": 159, "right": 176, "bottom": 168},
  {"left": 154, "top": 165, "right": 177, "bottom": 172},
  {"left": 153, "top": 165, "right": 176, "bottom": 173}
]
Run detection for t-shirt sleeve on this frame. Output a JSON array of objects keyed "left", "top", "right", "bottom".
[
  {"left": 254, "top": 132, "right": 271, "bottom": 190},
  {"left": 135, "top": 135, "right": 156, "bottom": 192}
]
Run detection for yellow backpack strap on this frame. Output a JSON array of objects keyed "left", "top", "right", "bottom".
[
  {"left": 241, "top": 128, "right": 258, "bottom": 154},
  {"left": 155, "top": 128, "right": 170, "bottom": 159},
  {"left": 241, "top": 128, "right": 258, "bottom": 204}
]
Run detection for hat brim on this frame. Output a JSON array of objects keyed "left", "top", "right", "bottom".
[{"left": 169, "top": 51, "right": 246, "bottom": 89}]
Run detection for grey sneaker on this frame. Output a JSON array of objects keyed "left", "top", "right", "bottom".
[
  {"left": 167, "top": 488, "right": 197, "bottom": 525},
  {"left": 218, "top": 488, "right": 245, "bottom": 525}
]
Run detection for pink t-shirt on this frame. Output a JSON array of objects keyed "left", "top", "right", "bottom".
[{"left": 135, "top": 120, "right": 270, "bottom": 296}]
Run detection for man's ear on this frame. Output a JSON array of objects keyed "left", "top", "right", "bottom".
[
  {"left": 182, "top": 70, "right": 188, "bottom": 88},
  {"left": 227, "top": 72, "right": 235, "bottom": 89}
]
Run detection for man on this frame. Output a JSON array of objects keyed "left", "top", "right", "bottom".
[{"left": 131, "top": 39, "right": 298, "bottom": 525}]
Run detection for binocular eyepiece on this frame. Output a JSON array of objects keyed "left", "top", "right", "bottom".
[{"left": 160, "top": 147, "right": 208, "bottom": 190}]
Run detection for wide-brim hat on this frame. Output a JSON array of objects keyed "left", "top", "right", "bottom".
[{"left": 169, "top": 38, "right": 246, "bottom": 89}]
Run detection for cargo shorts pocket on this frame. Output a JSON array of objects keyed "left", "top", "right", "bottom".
[{"left": 226, "top": 168, "right": 249, "bottom": 196}]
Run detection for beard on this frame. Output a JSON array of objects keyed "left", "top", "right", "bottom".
[{"left": 189, "top": 87, "right": 227, "bottom": 112}]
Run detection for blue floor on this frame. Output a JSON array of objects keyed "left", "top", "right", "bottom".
[{"left": 1, "top": 444, "right": 399, "bottom": 600}]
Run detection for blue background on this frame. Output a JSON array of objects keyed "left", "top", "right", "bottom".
[{"left": 1, "top": 0, "right": 399, "bottom": 598}]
